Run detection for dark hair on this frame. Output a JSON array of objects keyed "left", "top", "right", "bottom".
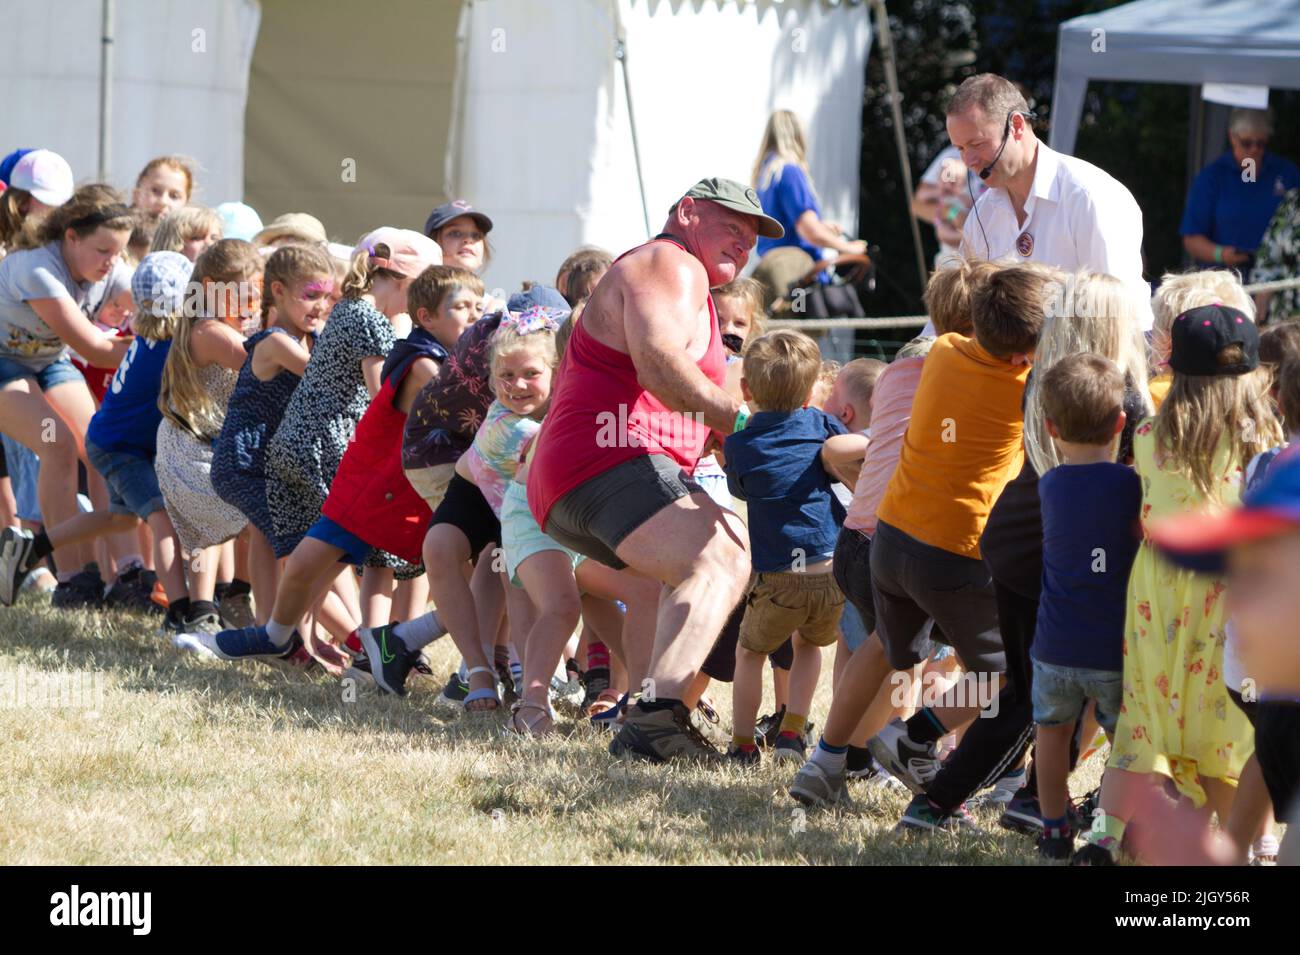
[
  {"left": 1277, "top": 356, "right": 1300, "bottom": 434},
  {"left": 970, "top": 266, "right": 1048, "bottom": 358},
  {"left": 1259, "top": 321, "right": 1300, "bottom": 370},
  {"left": 1040, "top": 352, "right": 1125, "bottom": 446}
]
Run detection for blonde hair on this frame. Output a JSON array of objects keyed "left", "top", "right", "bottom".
[
  {"left": 159, "top": 239, "right": 261, "bottom": 437},
  {"left": 1151, "top": 269, "right": 1254, "bottom": 367},
  {"left": 752, "top": 110, "right": 810, "bottom": 191},
  {"left": 713, "top": 277, "right": 767, "bottom": 343},
  {"left": 150, "top": 205, "right": 222, "bottom": 256},
  {"left": 489, "top": 322, "right": 559, "bottom": 403},
  {"left": 923, "top": 259, "right": 1001, "bottom": 336},
  {"left": 836, "top": 358, "right": 887, "bottom": 414},
  {"left": 408, "top": 265, "right": 484, "bottom": 320},
  {"left": 262, "top": 243, "right": 335, "bottom": 326},
  {"left": 743, "top": 329, "right": 822, "bottom": 412},
  {"left": 1156, "top": 362, "right": 1282, "bottom": 502},
  {"left": 1025, "top": 271, "right": 1152, "bottom": 475},
  {"left": 339, "top": 237, "right": 410, "bottom": 300}
]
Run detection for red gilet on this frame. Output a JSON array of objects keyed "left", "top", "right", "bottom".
[
  {"left": 322, "top": 369, "right": 431, "bottom": 565},
  {"left": 527, "top": 237, "right": 726, "bottom": 530}
]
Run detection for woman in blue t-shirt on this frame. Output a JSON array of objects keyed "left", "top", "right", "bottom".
[{"left": 750, "top": 111, "right": 866, "bottom": 277}]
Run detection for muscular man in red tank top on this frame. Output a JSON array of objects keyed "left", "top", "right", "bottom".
[{"left": 528, "top": 178, "right": 784, "bottom": 762}]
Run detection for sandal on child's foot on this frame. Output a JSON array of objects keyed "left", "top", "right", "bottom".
[
  {"left": 463, "top": 666, "right": 501, "bottom": 713},
  {"left": 509, "top": 700, "right": 555, "bottom": 737}
]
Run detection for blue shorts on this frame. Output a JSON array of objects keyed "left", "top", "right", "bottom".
[
  {"left": 839, "top": 598, "right": 870, "bottom": 652},
  {"left": 305, "top": 514, "right": 371, "bottom": 566},
  {"left": 85, "top": 441, "right": 165, "bottom": 521},
  {"left": 0, "top": 354, "right": 84, "bottom": 391},
  {"left": 1031, "top": 658, "right": 1122, "bottom": 735},
  {"left": 1, "top": 433, "right": 41, "bottom": 523}
]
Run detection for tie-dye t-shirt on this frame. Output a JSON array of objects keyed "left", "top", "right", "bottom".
[{"left": 463, "top": 399, "right": 541, "bottom": 516}]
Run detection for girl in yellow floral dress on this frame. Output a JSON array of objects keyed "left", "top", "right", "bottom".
[{"left": 1075, "top": 303, "right": 1282, "bottom": 865}]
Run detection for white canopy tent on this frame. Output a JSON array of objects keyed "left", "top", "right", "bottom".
[
  {"left": 452, "top": 0, "right": 872, "bottom": 294},
  {"left": 1050, "top": 0, "right": 1300, "bottom": 157},
  {"left": 0, "top": 0, "right": 260, "bottom": 207}
]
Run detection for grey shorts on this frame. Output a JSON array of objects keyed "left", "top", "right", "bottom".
[
  {"left": 543, "top": 454, "right": 704, "bottom": 571},
  {"left": 868, "top": 519, "right": 1005, "bottom": 675}
]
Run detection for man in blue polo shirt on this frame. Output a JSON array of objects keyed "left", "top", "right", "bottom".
[{"left": 1181, "top": 107, "right": 1300, "bottom": 271}]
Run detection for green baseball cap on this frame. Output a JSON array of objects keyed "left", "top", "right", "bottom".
[{"left": 677, "top": 177, "right": 784, "bottom": 239}]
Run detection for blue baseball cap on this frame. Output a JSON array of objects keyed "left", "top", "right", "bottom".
[
  {"left": 1151, "top": 445, "right": 1300, "bottom": 574},
  {"left": 507, "top": 284, "right": 569, "bottom": 314},
  {"left": 215, "top": 201, "right": 264, "bottom": 242},
  {"left": 0, "top": 148, "right": 34, "bottom": 187}
]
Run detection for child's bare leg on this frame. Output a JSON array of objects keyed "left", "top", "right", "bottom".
[
  {"left": 393, "top": 573, "right": 428, "bottom": 622},
  {"left": 359, "top": 566, "right": 394, "bottom": 628},
  {"left": 516, "top": 551, "right": 582, "bottom": 729},
  {"left": 574, "top": 560, "right": 659, "bottom": 696},
  {"left": 233, "top": 527, "right": 250, "bottom": 583},
  {"left": 247, "top": 527, "right": 278, "bottom": 625},
  {"left": 217, "top": 538, "right": 235, "bottom": 584},
  {"left": 732, "top": 645, "right": 766, "bottom": 742},
  {"left": 820, "top": 633, "right": 893, "bottom": 747},
  {"left": 137, "top": 522, "right": 154, "bottom": 571},
  {"left": 315, "top": 587, "right": 360, "bottom": 641},
  {"left": 188, "top": 544, "right": 221, "bottom": 602},
  {"left": 146, "top": 509, "right": 186, "bottom": 603},
  {"left": 682, "top": 672, "right": 710, "bottom": 710},
  {"left": 424, "top": 524, "right": 494, "bottom": 706},
  {"left": 772, "top": 657, "right": 790, "bottom": 712},
  {"left": 1224, "top": 756, "right": 1273, "bottom": 863},
  {"left": 271, "top": 538, "right": 347, "bottom": 629},
  {"left": 1035, "top": 722, "right": 1075, "bottom": 822},
  {"left": 854, "top": 658, "right": 921, "bottom": 745}
]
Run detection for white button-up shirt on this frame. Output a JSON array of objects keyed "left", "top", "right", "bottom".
[{"left": 959, "top": 142, "right": 1154, "bottom": 330}]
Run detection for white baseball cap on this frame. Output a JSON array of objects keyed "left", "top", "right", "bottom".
[{"left": 10, "top": 150, "right": 74, "bottom": 206}]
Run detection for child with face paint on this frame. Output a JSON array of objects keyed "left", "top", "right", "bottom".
[{"left": 211, "top": 245, "right": 335, "bottom": 622}]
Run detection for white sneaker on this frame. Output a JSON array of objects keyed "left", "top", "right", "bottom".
[{"left": 969, "top": 768, "right": 1026, "bottom": 808}]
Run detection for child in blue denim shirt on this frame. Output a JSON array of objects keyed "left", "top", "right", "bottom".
[{"left": 723, "top": 329, "right": 847, "bottom": 764}]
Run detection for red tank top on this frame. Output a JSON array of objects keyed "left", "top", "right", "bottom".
[{"left": 527, "top": 237, "right": 726, "bottom": 530}]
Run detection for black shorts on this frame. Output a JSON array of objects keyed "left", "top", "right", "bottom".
[
  {"left": 832, "top": 525, "right": 877, "bottom": 634},
  {"left": 544, "top": 454, "right": 704, "bottom": 571},
  {"left": 868, "top": 519, "right": 1005, "bottom": 675},
  {"left": 1227, "top": 687, "right": 1259, "bottom": 726},
  {"left": 1255, "top": 700, "right": 1300, "bottom": 817},
  {"left": 429, "top": 473, "right": 500, "bottom": 561}
]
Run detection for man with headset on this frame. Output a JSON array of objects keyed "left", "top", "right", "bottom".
[{"left": 947, "top": 72, "right": 1153, "bottom": 330}]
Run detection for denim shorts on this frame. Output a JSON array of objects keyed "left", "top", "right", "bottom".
[
  {"left": 1, "top": 433, "right": 41, "bottom": 522},
  {"left": 0, "top": 354, "right": 84, "bottom": 391},
  {"left": 1031, "top": 658, "right": 1122, "bottom": 735},
  {"left": 85, "top": 441, "right": 165, "bottom": 520}
]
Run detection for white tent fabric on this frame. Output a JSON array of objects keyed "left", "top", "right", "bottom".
[
  {"left": 454, "top": 0, "right": 871, "bottom": 296},
  {"left": 1050, "top": 0, "right": 1300, "bottom": 156},
  {"left": 0, "top": 0, "right": 259, "bottom": 205}
]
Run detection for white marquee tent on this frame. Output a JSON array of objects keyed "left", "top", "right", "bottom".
[{"left": 0, "top": 0, "right": 871, "bottom": 294}]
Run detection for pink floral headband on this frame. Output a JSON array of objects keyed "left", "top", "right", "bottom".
[{"left": 499, "top": 305, "right": 566, "bottom": 336}]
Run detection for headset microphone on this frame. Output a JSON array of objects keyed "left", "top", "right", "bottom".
[{"left": 978, "top": 109, "right": 1036, "bottom": 181}]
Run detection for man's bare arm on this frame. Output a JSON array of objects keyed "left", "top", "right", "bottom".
[{"left": 623, "top": 252, "right": 741, "bottom": 434}]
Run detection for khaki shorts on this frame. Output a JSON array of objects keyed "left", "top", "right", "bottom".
[
  {"left": 739, "top": 570, "right": 844, "bottom": 654},
  {"left": 404, "top": 464, "right": 455, "bottom": 511}
]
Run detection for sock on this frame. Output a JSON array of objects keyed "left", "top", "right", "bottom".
[
  {"left": 846, "top": 744, "right": 873, "bottom": 773},
  {"left": 344, "top": 631, "right": 363, "bottom": 655},
  {"left": 493, "top": 644, "right": 510, "bottom": 668},
  {"left": 225, "top": 578, "right": 252, "bottom": 597},
  {"left": 188, "top": 599, "right": 220, "bottom": 621},
  {"left": 779, "top": 711, "right": 808, "bottom": 738},
  {"left": 167, "top": 597, "right": 191, "bottom": 622},
  {"left": 25, "top": 530, "right": 54, "bottom": 570},
  {"left": 1041, "top": 814, "right": 1070, "bottom": 837},
  {"left": 457, "top": 658, "right": 468, "bottom": 681},
  {"left": 732, "top": 734, "right": 756, "bottom": 750},
  {"left": 637, "top": 696, "right": 681, "bottom": 714},
  {"left": 810, "top": 737, "right": 848, "bottom": 774},
  {"left": 907, "top": 708, "right": 947, "bottom": 745},
  {"left": 587, "top": 640, "right": 610, "bottom": 671},
  {"left": 510, "top": 660, "right": 522, "bottom": 683},
  {"left": 265, "top": 618, "right": 296, "bottom": 648},
  {"left": 392, "top": 611, "right": 445, "bottom": 651}
]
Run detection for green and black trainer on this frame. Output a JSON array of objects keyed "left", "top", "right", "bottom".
[{"left": 359, "top": 623, "right": 415, "bottom": 697}]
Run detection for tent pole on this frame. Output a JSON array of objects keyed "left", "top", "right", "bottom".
[
  {"left": 613, "top": 18, "right": 652, "bottom": 240},
  {"left": 98, "top": 0, "right": 114, "bottom": 181},
  {"left": 870, "top": 0, "right": 928, "bottom": 292}
]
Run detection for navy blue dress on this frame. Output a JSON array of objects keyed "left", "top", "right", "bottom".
[{"left": 211, "top": 328, "right": 304, "bottom": 542}]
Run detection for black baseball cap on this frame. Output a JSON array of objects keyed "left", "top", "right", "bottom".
[
  {"left": 423, "top": 199, "right": 493, "bottom": 238},
  {"left": 1170, "top": 303, "right": 1259, "bottom": 377}
]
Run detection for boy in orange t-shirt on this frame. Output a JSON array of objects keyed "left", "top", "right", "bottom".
[{"left": 864, "top": 267, "right": 1051, "bottom": 831}]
